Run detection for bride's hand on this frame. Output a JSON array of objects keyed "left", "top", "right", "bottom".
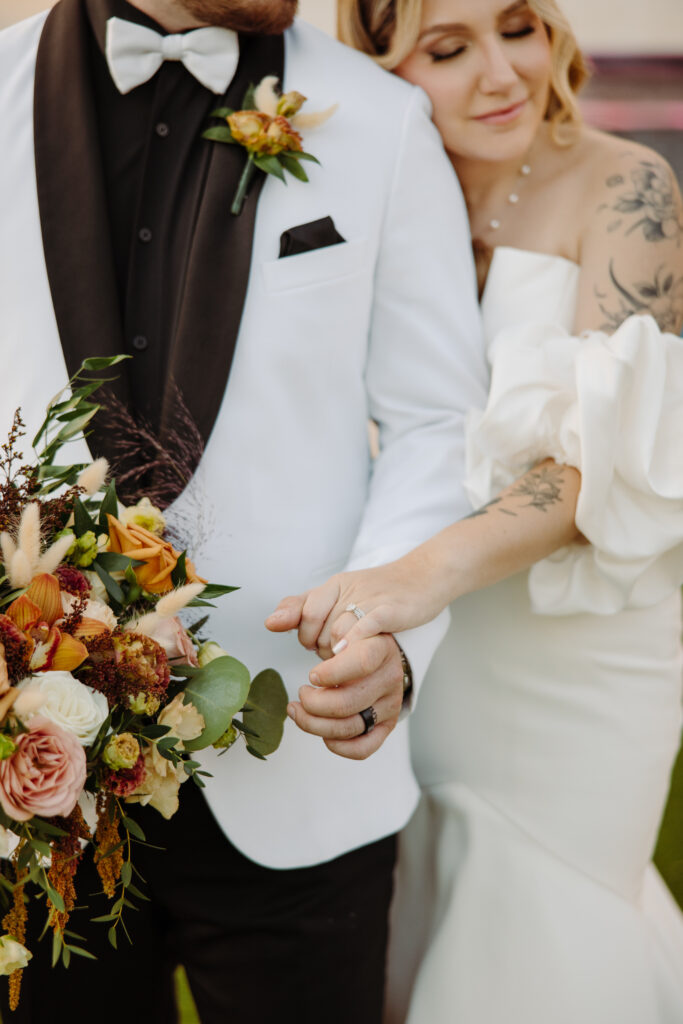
[{"left": 266, "top": 553, "right": 445, "bottom": 658}]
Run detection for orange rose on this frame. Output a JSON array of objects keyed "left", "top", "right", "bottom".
[
  {"left": 276, "top": 91, "right": 306, "bottom": 118},
  {"left": 106, "top": 515, "right": 206, "bottom": 595},
  {"left": 227, "top": 111, "right": 273, "bottom": 154},
  {"left": 264, "top": 116, "right": 303, "bottom": 155}
]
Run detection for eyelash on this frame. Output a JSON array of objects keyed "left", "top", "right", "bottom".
[{"left": 430, "top": 24, "right": 536, "bottom": 63}]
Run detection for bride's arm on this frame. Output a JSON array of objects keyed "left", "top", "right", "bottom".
[{"left": 267, "top": 457, "right": 581, "bottom": 654}]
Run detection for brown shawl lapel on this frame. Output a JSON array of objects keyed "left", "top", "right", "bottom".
[{"left": 34, "top": 0, "right": 284, "bottom": 473}]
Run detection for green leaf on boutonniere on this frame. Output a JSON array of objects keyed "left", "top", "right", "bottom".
[
  {"left": 294, "top": 152, "right": 321, "bottom": 164},
  {"left": 209, "top": 107, "right": 234, "bottom": 119},
  {"left": 279, "top": 154, "right": 309, "bottom": 182},
  {"left": 202, "top": 125, "right": 236, "bottom": 144},
  {"left": 253, "top": 154, "right": 286, "bottom": 181}
]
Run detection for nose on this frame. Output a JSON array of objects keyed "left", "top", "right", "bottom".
[{"left": 477, "top": 37, "right": 519, "bottom": 93}]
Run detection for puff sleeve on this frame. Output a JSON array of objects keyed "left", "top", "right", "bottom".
[{"left": 465, "top": 315, "right": 683, "bottom": 614}]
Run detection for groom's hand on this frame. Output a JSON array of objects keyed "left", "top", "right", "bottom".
[{"left": 290, "top": 634, "right": 405, "bottom": 760}]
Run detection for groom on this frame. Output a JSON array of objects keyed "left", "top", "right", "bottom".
[{"left": 0, "top": 0, "right": 486, "bottom": 1019}]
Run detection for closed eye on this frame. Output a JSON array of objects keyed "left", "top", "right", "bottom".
[
  {"left": 430, "top": 45, "right": 466, "bottom": 62},
  {"left": 502, "top": 24, "right": 536, "bottom": 39}
]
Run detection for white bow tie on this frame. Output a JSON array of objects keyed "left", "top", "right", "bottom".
[{"left": 105, "top": 16, "right": 240, "bottom": 95}]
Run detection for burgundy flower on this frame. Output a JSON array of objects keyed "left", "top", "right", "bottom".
[
  {"left": 104, "top": 751, "right": 146, "bottom": 798},
  {"left": 78, "top": 629, "right": 170, "bottom": 710},
  {"left": 55, "top": 566, "right": 91, "bottom": 599}
]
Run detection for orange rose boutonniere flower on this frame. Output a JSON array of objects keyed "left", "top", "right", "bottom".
[
  {"left": 107, "top": 515, "right": 206, "bottom": 595},
  {"left": 202, "top": 75, "right": 337, "bottom": 215}
]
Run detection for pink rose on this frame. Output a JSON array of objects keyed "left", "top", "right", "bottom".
[
  {"left": 146, "top": 618, "right": 198, "bottom": 667},
  {"left": 0, "top": 717, "right": 86, "bottom": 822}
]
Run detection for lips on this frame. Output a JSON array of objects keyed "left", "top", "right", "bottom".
[{"left": 474, "top": 99, "right": 527, "bottom": 125}]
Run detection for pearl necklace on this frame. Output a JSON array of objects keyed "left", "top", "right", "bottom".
[{"left": 488, "top": 163, "right": 532, "bottom": 231}]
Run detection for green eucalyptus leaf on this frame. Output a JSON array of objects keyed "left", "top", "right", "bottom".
[
  {"left": 296, "top": 151, "right": 321, "bottom": 164},
  {"left": 241, "top": 669, "right": 288, "bottom": 757},
  {"left": 181, "top": 657, "right": 251, "bottom": 751},
  {"left": 66, "top": 945, "right": 97, "bottom": 961},
  {"left": 80, "top": 355, "right": 131, "bottom": 372},
  {"left": 56, "top": 403, "right": 99, "bottom": 423},
  {"left": 121, "top": 816, "right": 146, "bottom": 842},
  {"left": 55, "top": 408, "right": 98, "bottom": 443}
]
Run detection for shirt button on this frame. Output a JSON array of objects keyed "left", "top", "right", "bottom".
[
  {"left": 132, "top": 335, "right": 148, "bottom": 351},
  {"left": 138, "top": 227, "right": 152, "bottom": 243},
  {"left": 155, "top": 122, "right": 170, "bottom": 138}
]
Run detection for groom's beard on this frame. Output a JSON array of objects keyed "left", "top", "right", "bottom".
[{"left": 177, "top": 0, "right": 298, "bottom": 32}]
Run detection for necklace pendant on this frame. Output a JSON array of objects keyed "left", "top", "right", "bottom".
[
  {"left": 508, "top": 192, "right": 519, "bottom": 204},
  {"left": 489, "top": 218, "right": 501, "bottom": 230},
  {"left": 521, "top": 164, "right": 531, "bottom": 176}
]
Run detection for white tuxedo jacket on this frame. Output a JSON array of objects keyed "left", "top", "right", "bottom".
[{"left": 0, "top": 11, "right": 488, "bottom": 867}]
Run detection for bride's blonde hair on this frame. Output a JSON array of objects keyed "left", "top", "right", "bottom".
[{"left": 338, "top": 0, "right": 589, "bottom": 143}]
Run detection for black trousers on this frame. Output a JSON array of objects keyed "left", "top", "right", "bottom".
[{"left": 1, "top": 784, "right": 397, "bottom": 1023}]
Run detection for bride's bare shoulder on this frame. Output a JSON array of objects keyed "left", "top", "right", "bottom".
[{"left": 577, "top": 128, "right": 682, "bottom": 244}]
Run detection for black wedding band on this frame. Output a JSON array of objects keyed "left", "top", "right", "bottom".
[{"left": 359, "top": 705, "right": 377, "bottom": 736}]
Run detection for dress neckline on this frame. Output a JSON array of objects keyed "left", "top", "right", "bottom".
[{"left": 481, "top": 246, "right": 580, "bottom": 307}]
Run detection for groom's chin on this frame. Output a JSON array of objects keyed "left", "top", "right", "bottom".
[{"left": 180, "top": 0, "right": 299, "bottom": 34}]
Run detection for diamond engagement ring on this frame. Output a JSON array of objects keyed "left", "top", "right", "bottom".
[{"left": 346, "top": 603, "right": 366, "bottom": 620}]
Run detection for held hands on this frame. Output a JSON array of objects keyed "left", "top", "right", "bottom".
[{"left": 265, "top": 556, "right": 444, "bottom": 759}]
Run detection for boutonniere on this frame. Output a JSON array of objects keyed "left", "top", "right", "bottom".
[{"left": 202, "top": 75, "right": 337, "bottom": 216}]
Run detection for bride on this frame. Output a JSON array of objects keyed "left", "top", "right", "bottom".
[{"left": 268, "top": 0, "right": 683, "bottom": 1020}]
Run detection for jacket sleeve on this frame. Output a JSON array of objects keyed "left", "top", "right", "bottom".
[{"left": 343, "top": 87, "right": 489, "bottom": 698}]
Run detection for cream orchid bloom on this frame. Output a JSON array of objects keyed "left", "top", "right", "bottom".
[{"left": 253, "top": 75, "right": 338, "bottom": 131}]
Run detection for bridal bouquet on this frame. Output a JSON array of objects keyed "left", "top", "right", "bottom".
[{"left": 0, "top": 356, "right": 287, "bottom": 1008}]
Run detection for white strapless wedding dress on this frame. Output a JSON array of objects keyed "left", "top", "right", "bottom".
[{"left": 386, "top": 248, "right": 683, "bottom": 1024}]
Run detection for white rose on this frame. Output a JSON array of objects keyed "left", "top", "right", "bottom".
[
  {"left": 15, "top": 672, "right": 109, "bottom": 747},
  {"left": 0, "top": 827, "right": 19, "bottom": 860},
  {"left": 0, "top": 936, "right": 31, "bottom": 975},
  {"left": 83, "top": 570, "right": 109, "bottom": 605}
]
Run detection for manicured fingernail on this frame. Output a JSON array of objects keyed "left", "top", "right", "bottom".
[
  {"left": 309, "top": 672, "right": 320, "bottom": 686},
  {"left": 332, "top": 638, "right": 348, "bottom": 655},
  {"left": 287, "top": 703, "right": 297, "bottom": 720}
]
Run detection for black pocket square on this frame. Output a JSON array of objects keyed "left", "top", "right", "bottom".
[{"left": 279, "top": 216, "right": 346, "bottom": 258}]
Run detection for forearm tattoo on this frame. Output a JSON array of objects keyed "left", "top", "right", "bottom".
[
  {"left": 466, "top": 465, "right": 565, "bottom": 519},
  {"left": 595, "top": 259, "right": 683, "bottom": 333},
  {"left": 465, "top": 497, "right": 517, "bottom": 519},
  {"left": 509, "top": 465, "right": 564, "bottom": 512},
  {"left": 601, "top": 160, "right": 682, "bottom": 245}
]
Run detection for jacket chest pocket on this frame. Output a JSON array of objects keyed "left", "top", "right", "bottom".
[{"left": 262, "top": 238, "right": 367, "bottom": 293}]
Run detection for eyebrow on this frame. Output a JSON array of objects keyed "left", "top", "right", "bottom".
[{"left": 417, "top": 0, "right": 529, "bottom": 41}]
